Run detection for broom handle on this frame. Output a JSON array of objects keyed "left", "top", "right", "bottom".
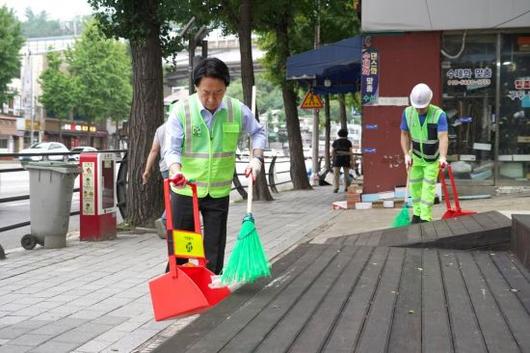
[
  {"left": 247, "top": 84, "right": 256, "bottom": 215},
  {"left": 404, "top": 169, "right": 410, "bottom": 203},
  {"left": 247, "top": 173, "right": 253, "bottom": 213}
]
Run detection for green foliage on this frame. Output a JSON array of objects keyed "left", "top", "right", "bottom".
[
  {"left": 226, "top": 73, "right": 284, "bottom": 115},
  {"left": 87, "top": 0, "right": 195, "bottom": 57},
  {"left": 21, "top": 9, "right": 87, "bottom": 38},
  {"left": 39, "top": 52, "right": 77, "bottom": 119},
  {"left": 0, "top": 6, "right": 24, "bottom": 105},
  {"left": 67, "top": 20, "right": 132, "bottom": 123}
]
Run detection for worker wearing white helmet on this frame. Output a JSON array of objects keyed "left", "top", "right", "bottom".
[{"left": 400, "top": 83, "right": 449, "bottom": 223}]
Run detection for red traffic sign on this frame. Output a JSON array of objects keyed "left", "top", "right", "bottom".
[{"left": 300, "top": 91, "right": 324, "bottom": 109}]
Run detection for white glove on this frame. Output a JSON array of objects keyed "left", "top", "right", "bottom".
[
  {"left": 404, "top": 154, "right": 412, "bottom": 169},
  {"left": 439, "top": 157, "right": 448, "bottom": 169},
  {"left": 245, "top": 157, "right": 263, "bottom": 179}
]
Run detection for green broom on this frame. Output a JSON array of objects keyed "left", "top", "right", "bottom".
[
  {"left": 392, "top": 170, "right": 411, "bottom": 227},
  {"left": 221, "top": 175, "right": 271, "bottom": 285}
]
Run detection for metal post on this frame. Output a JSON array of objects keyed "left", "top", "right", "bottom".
[
  {"left": 188, "top": 35, "right": 196, "bottom": 95},
  {"left": 494, "top": 33, "right": 501, "bottom": 185},
  {"left": 311, "top": 0, "right": 321, "bottom": 186}
]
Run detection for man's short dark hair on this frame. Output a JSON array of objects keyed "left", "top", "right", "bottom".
[
  {"left": 193, "top": 58, "right": 230, "bottom": 87},
  {"left": 338, "top": 128, "right": 348, "bottom": 137}
]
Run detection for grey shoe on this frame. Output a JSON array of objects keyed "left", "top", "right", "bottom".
[{"left": 155, "top": 218, "right": 166, "bottom": 239}]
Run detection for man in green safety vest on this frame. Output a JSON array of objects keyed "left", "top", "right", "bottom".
[
  {"left": 400, "top": 83, "right": 449, "bottom": 223},
  {"left": 164, "top": 58, "right": 266, "bottom": 274}
]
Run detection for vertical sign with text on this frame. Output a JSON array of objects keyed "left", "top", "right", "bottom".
[{"left": 361, "top": 48, "right": 379, "bottom": 105}]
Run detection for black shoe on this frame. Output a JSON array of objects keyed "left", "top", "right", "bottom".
[
  {"left": 411, "top": 215, "right": 421, "bottom": 224},
  {"left": 333, "top": 189, "right": 338, "bottom": 193},
  {"left": 420, "top": 219, "right": 429, "bottom": 223}
]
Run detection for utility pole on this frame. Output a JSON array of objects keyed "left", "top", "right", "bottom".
[{"left": 311, "top": 0, "right": 321, "bottom": 186}]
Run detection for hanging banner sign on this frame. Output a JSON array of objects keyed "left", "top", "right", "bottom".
[
  {"left": 361, "top": 48, "right": 379, "bottom": 105},
  {"left": 300, "top": 91, "right": 324, "bottom": 109}
]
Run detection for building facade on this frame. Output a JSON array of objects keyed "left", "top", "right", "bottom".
[{"left": 360, "top": 0, "right": 530, "bottom": 193}]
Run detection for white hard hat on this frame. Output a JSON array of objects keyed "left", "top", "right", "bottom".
[{"left": 409, "top": 83, "right": 433, "bottom": 109}]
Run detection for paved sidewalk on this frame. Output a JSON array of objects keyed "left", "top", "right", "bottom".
[
  {"left": 0, "top": 187, "right": 341, "bottom": 353},
  {"left": 1, "top": 185, "right": 530, "bottom": 353}
]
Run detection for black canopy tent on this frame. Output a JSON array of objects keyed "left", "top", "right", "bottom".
[{"left": 286, "top": 36, "right": 362, "bottom": 94}]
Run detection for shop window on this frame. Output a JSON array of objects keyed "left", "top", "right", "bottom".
[
  {"left": 441, "top": 34, "right": 496, "bottom": 181},
  {"left": 499, "top": 33, "right": 530, "bottom": 182},
  {"left": 0, "top": 139, "right": 7, "bottom": 149}
]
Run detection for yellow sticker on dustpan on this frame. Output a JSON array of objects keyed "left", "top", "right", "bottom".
[{"left": 172, "top": 230, "right": 205, "bottom": 259}]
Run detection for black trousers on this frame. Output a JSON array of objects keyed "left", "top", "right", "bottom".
[{"left": 169, "top": 191, "right": 230, "bottom": 275}]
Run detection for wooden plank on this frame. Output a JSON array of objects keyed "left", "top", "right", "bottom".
[
  {"left": 406, "top": 224, "right": 422, "bottom": 243},
  {"left": 254, "top": 245, "right": 360, "bottom": 352},
  {"left": 471, "top": 212, "right": 497, "bottom": 230},
  {"left": 508, "top": 252, "right": 530, "bottom": 283},
  {"left": 422, "top": 249, "right": 453, "bottom": 353},
  {"left": 439, "top": 250, "right": 487, "bottom": 353},
  {"left": 354, "top": 247, "right": 406, "bottom": 353},
  {"left": 490, "top": 252, "right": 530, "bottom": 314},
  {"left": 325, "top": 236, "right": 344, "bottom": 244},
  {"left": 457, "top": 251, "right": 519, "bottom": 353},
  {"left": 342, "top": 233, "right": 361, "bottom": 245},
  {"left": 432, "top": 219, "right": 452, "bottom": 238},
  {"left": 366, "top": 230, "right": 383, "bottom": 246},
  {"left": 512, "top": 214, "right": 530, "bottom": 272},
  {"left": 280, "top": 246, "right": 374, "bottom": 353},
  {"left": 379, "top": 227, "right": 408, "bottom": 247},
  {"left": 488, "top": 211, "right": 512, "bottom": 226},
  {"left": 422, "top": 221, "right": 438, "bottom": 241},
  {"left": 458, "top": 215, "right": 484, "bottom": 233},
  {"left": 154, "top": 244, "right": 326, "bottom": 353},
  {"left": 387, "top": 248, "right": 422, "bottom": 353},
  {"left": 322, "top": 247, "right": 389, "bottom": 352},
  {"left": 218, "top": 244, "right": 343, "bottom": 353},
  {"left": 474, "top": 252, "right": 530, "bottom": 353},
  {"left": 444, "top": 218, "right": 468, "bottom": 236},
  {"left": 355, "top": 232, "right": 372, "bottom": 246}
]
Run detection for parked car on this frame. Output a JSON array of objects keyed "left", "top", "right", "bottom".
[
  {"left": 18, "top": 142, "right": 70, "bottom": 162},
  {"left": 69, "top": 146, "right": 98, "bottom": 161}
]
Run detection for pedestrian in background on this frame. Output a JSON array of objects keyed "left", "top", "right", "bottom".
[
  {"left": 331, "top": 128, "right": 353, "bottom": 193},
  {"left": 164, "top": 57, "right": 266, "bottom": 275},
  {"left": 142, "top": 122, "right": 168, "bottom": 238},
  {"left": 400, "top": 83, "right": 448, "bottom": 223}
]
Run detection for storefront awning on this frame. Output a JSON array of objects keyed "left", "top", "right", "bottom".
[{"left": 286, "top": 36, "right": 362, "bottom": 94}]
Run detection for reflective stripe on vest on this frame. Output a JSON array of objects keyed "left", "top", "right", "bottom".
[
  {"left": 406, "top": 104, "right": 443, "bottom": 163},
  {"left": 172, "top": 94, "right": 242, "bottom": 198}
]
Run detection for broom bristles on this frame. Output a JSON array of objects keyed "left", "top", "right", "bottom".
[
  {"left": 221, "top": 215, "right": 271, "bottom": 285},
  {"left": 392, "top": 204, "right": 411, "bottom": 228}
]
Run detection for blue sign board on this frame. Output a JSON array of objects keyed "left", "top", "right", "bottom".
[
  {"left": 365, "top": 124, "right": 378, "bottom": 130},
  {"left": 363, "top": 147, "right": 377, "bottom": 154}
]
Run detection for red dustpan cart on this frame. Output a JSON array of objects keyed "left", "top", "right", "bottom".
[
  {"left": 439, "top": 165, "right": 477, "bottom": 219},
  {"left": 149, "top": 177, "right": 231, "bottom": 321}
]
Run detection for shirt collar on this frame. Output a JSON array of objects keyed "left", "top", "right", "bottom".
[{"left": 196, "top": 95, "right": 227, "bottom": 115}]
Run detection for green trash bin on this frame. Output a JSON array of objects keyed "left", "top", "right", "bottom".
[{"left": 22, "top": 162, "right": 80, "bottom": 249}]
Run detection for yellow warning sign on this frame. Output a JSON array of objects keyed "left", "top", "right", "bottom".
[
  {"left": 172, "top": 230, "right": 205, "bottom": 259},
  {"left": 300, "top": 91, "right": 324, "bottom": 109}
]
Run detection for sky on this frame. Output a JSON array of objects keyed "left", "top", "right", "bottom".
[{"left": 0, "top": 0, "right": 93, "bottom": 21}]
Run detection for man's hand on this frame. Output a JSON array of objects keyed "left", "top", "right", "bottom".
[
  {"left": 169, "top": 164, "right": 186, "bottom": 188},
  {"left": 245, "top": 157, "right": 263, "bottom": 179},
  {"left": 439, "top": 157, "right": 448, "bottom": 169},
  {"left": 404, "top": 154, "right": 412, "bottom": 169},
  {"left": 142, "top": 170, "right": 150, "bottom": 185}
]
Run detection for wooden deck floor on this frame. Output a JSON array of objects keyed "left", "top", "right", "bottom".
[{"left": 153, "top": 212, "right": 530, "bottom": 353}]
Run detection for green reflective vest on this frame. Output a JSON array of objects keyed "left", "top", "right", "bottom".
[
  {"left": 405, "top": 104, "right": 443, "bottom": 163},
  {"left": 171, "top": 94, "right": 242, "bottom": 198}
]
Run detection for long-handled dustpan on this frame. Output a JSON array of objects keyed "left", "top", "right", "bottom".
[
  {"left": 439, "top": 165, "right": 476, "bottom": 219},
  {"left": 149, "top": 176, "right": 230, "bottom": 321}
]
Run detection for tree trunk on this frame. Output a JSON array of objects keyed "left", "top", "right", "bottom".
[
  {"left": 324, "top": 94, "right": 331, "bottom": 170},
  {"left": 283, "top": 81, "right": 311, "bottom": 190},
  {"left": 127, "top": 20, "right": 164, "bottom": 226},
  {"left": 237, "top": 0, "right": 273, "bottom": 201},
  {"left": 339, "top": 93, "right": 347, "bottom": 130}
]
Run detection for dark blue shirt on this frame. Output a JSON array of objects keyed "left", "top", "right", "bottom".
[{"left": 400, "top": 110, "right": 448, "bottom": 132}]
